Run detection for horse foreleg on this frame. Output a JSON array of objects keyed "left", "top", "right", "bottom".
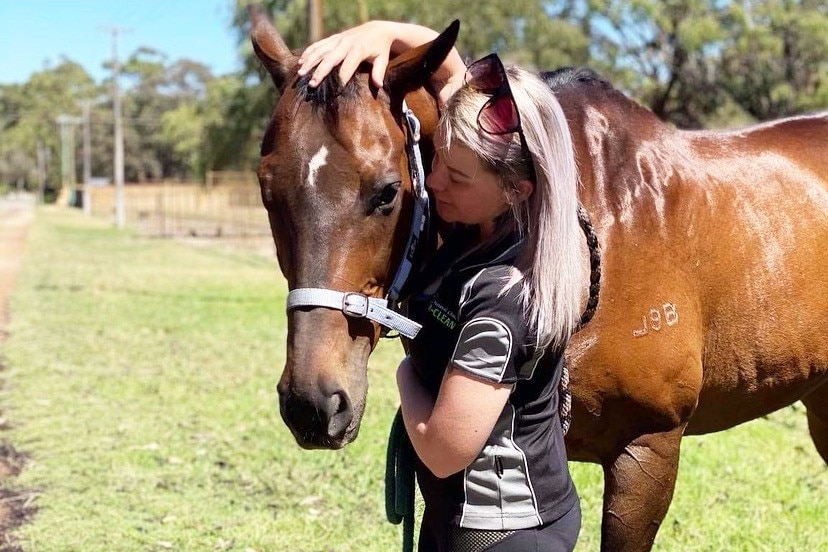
[
  {"left": 802, "top": 382, "right": 828, "bottom": 464},
  {"left": 600, "top": 426, "right": 684, "bottom": 552}
]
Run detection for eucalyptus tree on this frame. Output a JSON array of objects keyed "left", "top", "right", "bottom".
[
  {"left": 718, "top": 0, "right": 828, "bottom": 121},
  {"left": 0, "top": 61, "right": 97, "bottom": 191},
  {"left": 583, "top": 0, "right": 828, "bottom": 127},
  {"left": 584, "top": 0, "right": 729, "bottom": 128},
  {"left": 119, "top": 48, "right": 215, "bottom": 181}
]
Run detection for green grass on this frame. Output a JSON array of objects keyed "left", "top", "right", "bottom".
[{"left": 1, "top": 208, "right": 826, "bottom": 551}]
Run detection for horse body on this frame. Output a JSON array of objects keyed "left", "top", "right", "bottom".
[
  {"left": 553, "top": 77, "right": 828, "bottom": 548},
  {"left": 249, "top": 10, "right": 827, "bottom": 550},
  {"left": 559, "top": 78, "right": 828, "bottom": 442}
]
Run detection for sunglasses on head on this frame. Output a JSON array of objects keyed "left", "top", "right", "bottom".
[{"left": 465, "top": 53, "right": 536, "bottom": 181}]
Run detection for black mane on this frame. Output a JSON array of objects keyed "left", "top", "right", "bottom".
[{"left": 540, "top": 66, "right": 614, "bottom": 93}]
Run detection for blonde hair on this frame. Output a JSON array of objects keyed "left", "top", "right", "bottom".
[{"left": 439, "top": 65, "right": 584, "bottom": 352}]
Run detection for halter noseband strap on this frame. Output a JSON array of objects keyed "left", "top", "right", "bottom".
[
  {"left": 286, "top": 288, "right": 422, "bottom": 339},
  {"left": 284, "top": 101, "right": 429, "bottom": 339}
]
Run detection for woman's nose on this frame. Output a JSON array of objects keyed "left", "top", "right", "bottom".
[{"left": 426, "top": 163, "right": 447, "bottom": 192}]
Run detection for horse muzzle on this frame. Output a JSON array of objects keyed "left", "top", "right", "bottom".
[{"left": 277, "top": 380, "right": 358, "bottom": 449}]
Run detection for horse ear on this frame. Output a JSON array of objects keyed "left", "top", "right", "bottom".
[
  {"left": 248, "top": 4, "right": 296, "bottom": 91},
  {"left": 384, "top": 20, "right": 460, "bottom": 99}
]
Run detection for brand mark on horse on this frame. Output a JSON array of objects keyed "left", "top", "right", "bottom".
[{"left": 633, "top": 302, "right": 679, "bottom": 337}]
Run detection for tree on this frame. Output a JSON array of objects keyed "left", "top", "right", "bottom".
[
  {"left": 0, "top": 60, "right": 98, "bottom": 192},
  {"left": 584, "top": 0, "right": 729, "bottom": 128},
  {"left": 719, "top": 0, "right": 828, "bottom": 121},
  {"left": 202, "top": 75, "right": 268, "bottom": 174},
  {"left": 118, "top": 48, "right": 215, "bottom": 181}
]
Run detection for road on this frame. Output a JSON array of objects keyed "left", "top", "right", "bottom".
[{"left": 0, "top": 193, "right": 34, "bottom": 337}]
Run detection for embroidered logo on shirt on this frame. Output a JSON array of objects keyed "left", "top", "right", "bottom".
[{"left": 427, "top": 299, "right": 457, "bottom": 330}]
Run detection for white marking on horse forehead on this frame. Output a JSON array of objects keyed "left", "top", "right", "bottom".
[{"left": 305, "top": 145, "right": 329, "bottom": 188}]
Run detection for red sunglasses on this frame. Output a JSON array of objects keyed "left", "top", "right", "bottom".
[{"left": 465, "top": 53, "right": 536, "bottom": 181}]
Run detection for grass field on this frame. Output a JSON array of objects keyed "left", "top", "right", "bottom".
[{"left": 1, "top": 208, "right": 825, "bottom": 551}]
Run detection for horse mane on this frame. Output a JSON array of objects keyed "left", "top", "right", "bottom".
[
  {"left": 541, "top": 66, "right": 666, "bottom": 135},
  {"left": 540, "top": 66, "right": 615, "bottom": 93}
]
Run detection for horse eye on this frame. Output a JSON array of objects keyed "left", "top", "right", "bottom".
[{"left": 373, "top": 181, "right": 400, "bottom": 215}]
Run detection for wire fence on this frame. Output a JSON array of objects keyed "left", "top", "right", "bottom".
[{"left": 85, "top": 172, "right": 271, "bottom": 239}]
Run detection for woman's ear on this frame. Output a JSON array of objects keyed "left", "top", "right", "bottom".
[{"left": 515, "top": 179, "right": 534, "bottom": 203}]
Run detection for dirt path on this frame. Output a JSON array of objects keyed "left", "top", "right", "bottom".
[
  {"left": 0, "top": 193, "right": 36, "bottom": 551},
  {"left": 0, "top": 194, "right": 35, "bottom": 335}
]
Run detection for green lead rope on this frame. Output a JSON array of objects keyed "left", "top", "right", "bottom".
[{"left": 385, "top": 408, "right": 416, "bottom": 552}]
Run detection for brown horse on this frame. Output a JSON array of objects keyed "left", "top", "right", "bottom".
[{"left": 249, "top": 9, "right": 828, "bottom": 552}]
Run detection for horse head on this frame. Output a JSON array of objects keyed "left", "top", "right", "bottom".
[{"left": 250, "top": 6, "right": 457, "bottom": 449}]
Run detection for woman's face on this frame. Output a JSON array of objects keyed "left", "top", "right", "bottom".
[{"left": 426, "top": 135, "right": 510, "bottom": 236}]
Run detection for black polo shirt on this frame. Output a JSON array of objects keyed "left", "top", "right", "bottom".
[{"left": 405, "top": 226, "right": 578, "bottom": 531}]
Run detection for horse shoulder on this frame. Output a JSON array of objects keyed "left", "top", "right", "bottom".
[{"left": 560, "top": 92, "right": 707, "bottom": 442}]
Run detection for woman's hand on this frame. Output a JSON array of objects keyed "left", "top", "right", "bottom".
[
  {"left": 297, "top": 20, "right": 466, "bottom": 106},
  {"left": 298, "top": 21, "right": 397, "bottom": 89}
]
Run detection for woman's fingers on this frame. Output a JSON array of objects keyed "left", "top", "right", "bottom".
[
  {"left": 299, "top": 34, "right": 361, "bottom": 87},
  {"left": 295, "top": 22, "right": 393, "bottom": 88},
  {"left": 297, "top": 36, "right": 341, "bottom": 77},
  {"left": 309, "top": 47, "right": 348, "bottom": 87},
  {"left": 370, "top": 52, "right": 389, "bottom": 89},
  {"left": 338, "top": 50, "right": 365, "bottom": 88}
]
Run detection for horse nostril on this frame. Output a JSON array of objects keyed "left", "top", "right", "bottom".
[{"left": 325, "top": 391, "right": 353, "bottom": 439}]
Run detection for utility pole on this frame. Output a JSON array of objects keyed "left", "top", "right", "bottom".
[
  {"left": 36, "top": 140, "right": 47, "bottom": 204},
  {"left": 101, "top": 25, "right": 131, "bottom": 228},
  {"left": 56, "top": 114, "right": 82, "bottom": 205},
  {"left": 308, "top": 0, "right": 323, "bottom": 43},
  {"left": 80, "top": 100, "right": 92, "bottom": 215},
  {"left": 356, "top": 0, "right": 368, "bottom": 23}
]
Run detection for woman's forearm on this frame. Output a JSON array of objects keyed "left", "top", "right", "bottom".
[
  {"left": 384, "top": 22, "right": 440, "bottom": 54},
  {"left": 396, "top": 357, "right": 480, "bottom": 478},
  {"left": 396, "top": 356, "right": 436, "bottom": 455}
]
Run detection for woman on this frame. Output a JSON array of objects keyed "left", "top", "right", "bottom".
[{"left": 299, "top": 21, "right": 586, "bottom": 552}]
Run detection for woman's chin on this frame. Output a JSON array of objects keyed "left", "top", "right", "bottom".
[{"left": 435, "top": 204, "right": 455, "bottom": 222}]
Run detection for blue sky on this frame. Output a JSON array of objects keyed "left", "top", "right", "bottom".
[{"left": 0, "top": 0, "right": 243, "bottom": 85}]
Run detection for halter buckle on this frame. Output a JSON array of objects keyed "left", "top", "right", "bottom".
[{"left": 342, "top": 292, "right": 370, "bottom": 318}]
